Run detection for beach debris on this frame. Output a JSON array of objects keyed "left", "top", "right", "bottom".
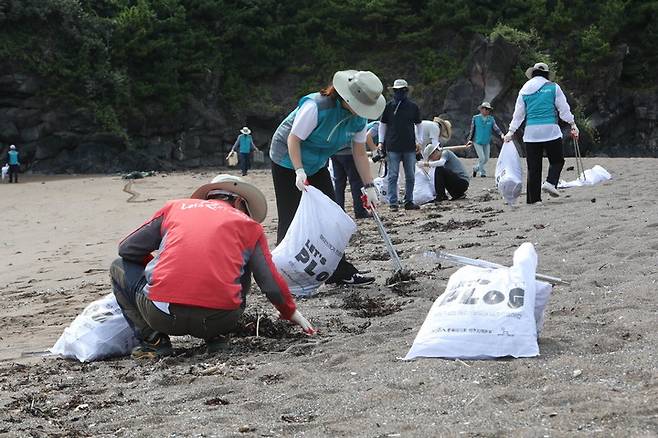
[
  {"left": 341, "top": 292, "right": 404, "bottom": 318},
  {"left": 572, "top": 369, "right": 583, "bottom": 378},
  {"left": 122, "top": 171, "right": 155, "bottom": 180},
  {"left": 238, "top": 425, "right": 255, "bottom": 433},
  {"left": 281, "top": 412, "right": 316, "bottom": 423},
  {"left": 235, "top": 312, "right": 303, "bottom": 339},
  {"left": 386, "top": 269, "right": 414, "bottom": 286},
  {"left": 204, "top": 397, "right": 229, "bottom": 406}
]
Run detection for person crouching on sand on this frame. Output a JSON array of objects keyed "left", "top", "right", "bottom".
[
  {"left": 504, "top": 62, "right": 579, "bottom": 204},
  {"left": 417, "top": 143, "right": 472, "bottom": 203},
  {"left": 111, "top": 174, "right": 315, "bottom": 360}
]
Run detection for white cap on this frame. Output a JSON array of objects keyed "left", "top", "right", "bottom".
[{"left": 9, "top": 145, "right": 16, "bottom": 150}]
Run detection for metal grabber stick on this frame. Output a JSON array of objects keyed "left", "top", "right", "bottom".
[
  {"left": 573, "top": 137, "right": 586, "bottom": 182},
  {"left": 361, "top": 187, "right": 403, "bottom": 273}
]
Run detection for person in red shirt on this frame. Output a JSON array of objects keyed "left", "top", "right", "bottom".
[{"left": 111, "top": 174, "right": 314, "bottom": 359}]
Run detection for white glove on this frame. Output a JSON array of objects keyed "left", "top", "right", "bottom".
[
  {"left": 290, "top": 310, "right": 316, "bottom": 335},
  {"left": 362, "top": 184, "right": 380, "bottom": 210},
  {"left": 570, "top": 124, "right": 580, "bottom": 139},
  {"left": 503, "top": 132, "right": 514, "bottom": 143},
  {"left": 295, "top": 168, "right": 308, "bottom": 192}
]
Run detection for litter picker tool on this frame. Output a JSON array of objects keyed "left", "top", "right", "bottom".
[
  {"left": 423, "top": 250, "right": 569, "bottom": 285},
  {"left": 361, "top": 188, "right": 403, "bottom": 273},
  {"left": 573, "top": 137, "right": 586, "bottom": 182}
]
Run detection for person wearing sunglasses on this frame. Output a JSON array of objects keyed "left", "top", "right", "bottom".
[{"left": 111, "top": 174, "right": 315, "bottom": 360}]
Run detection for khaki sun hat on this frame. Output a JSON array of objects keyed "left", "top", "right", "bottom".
[
  {"left": 525, "top": 62, "right": 554, "bottom": 80},
  {"left": 240, "top": 126, "right": 251, "bottom": 135},
  {"left": 190, "top": 174, "right": 268, "bottom": 223},
  {"left": 433, "top": 117, "right": 452, "bottom": 142},
  {"left": 479, "top": 101, "right": 493, "bottom": 110},
  {"left": 9, "top": 144, "right": 16, "bottom": 149},
  {"left": 333, "top": 70, "right": 386, "bottom": 120}
]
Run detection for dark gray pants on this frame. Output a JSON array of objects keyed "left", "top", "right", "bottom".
[{"left": 110, "top": 258, "right": 242, "bottom": 341}]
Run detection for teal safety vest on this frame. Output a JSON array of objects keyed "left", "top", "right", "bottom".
[
  {"left": 473, "top": 114, "right": 495, "bottom": 145},
  {"left": 523, "top": 82, "right": 558, "bottom": 126},
  {"left": 269, "top": 93, "right": 367, "bottom": 175},
  {"left": 8, "top": 150, "right": 19, "bottom": 165},
  {"left": 238, "top": 134, "right": 252, "bottom": 153}
]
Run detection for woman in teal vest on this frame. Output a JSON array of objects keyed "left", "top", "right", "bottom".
[
  {"left": 505, "top": 63, "right": 579, "bottom": 204},
  {"left": 269, "top": 70, "right": 385, "bottom": 286},
  {"left": 229, "top": 127, "right": 256, "bottom": 176},
  {"left": 467, "top": 102, "right": 503, "bottom": 177}
]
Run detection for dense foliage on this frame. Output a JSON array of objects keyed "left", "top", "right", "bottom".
[{"left": 0, "top": 0, "right": 655, "bottom": 132}]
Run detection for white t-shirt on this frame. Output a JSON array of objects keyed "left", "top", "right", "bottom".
[
  {"left": 419, "top": 120, "right": 441, "bottom": 147},
  {"left": 291, "top": 101, "right": 367, "bottom": 143}
]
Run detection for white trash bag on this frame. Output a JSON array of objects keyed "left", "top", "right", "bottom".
[
  {"left": 51, "top": 293, "right": 138, "bottom": 362},
  {"left": 272, "top": 186, "right": 357, "bottom": 297},
  {"left": 495, "top": 141, "right": 523, "bottom": 206},
  {"left": 412, "top": 167, "right": 436, "bottom": 205},
  {"left": 1, "top": 164, "right": 8, "bottom": 181},
  {"left": 558, "top": 165, "right": 611, "bottom": 188},
  {"left": 405, "top": 243, "right": 552, "bottom": 360},
  {"left": 373, "top": 176, "right": 390, "bottom": 204}
]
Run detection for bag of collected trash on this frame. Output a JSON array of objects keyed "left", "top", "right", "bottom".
[
  {"left": 272, "top": 186, "right": 357, "bottom": 297},
  {"left": 373, "top": 176, "right": 390, "bottom": 204},
  {"left": 558, "top": 165, "right": 611, "bottom": 188},
  {"left": 405, "top": 243, "right": 551, "bottom": 360},
  {"left": 413, "top": 167, "right": 436, "bottom": 205},
  {"left": 51, "top": 293, "right": 138, "bottom": 362},
  {"left": 227, "top": 153, "right": 238, "bottom": 167},
  {"left": 495, "top": 141, "right": 523, "bottom": 206},
  {"left": 1, "top": 164, "right": 8, "bottom": 181}
]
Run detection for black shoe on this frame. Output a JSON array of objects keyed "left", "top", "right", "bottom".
[
  {"left": 434, "top": 195, "right": 449, "bottom": 204},
  {"left": 451, "top": 193, "right": 467, "bottom": 201},
  {"left": 472, "top": 170, "right": 477, "bottom": 177},
  {"left": 337, "top": 273, "right": 375, "bottom": 286},
  {"left": 131, "top": 333, "right": 173, "bottom": 360},
  {"left": 404, "top": 202, "right": 420, "bottom": 210},
  {"left": 389, "top": 204, "right": 399, "bottom": 211}
]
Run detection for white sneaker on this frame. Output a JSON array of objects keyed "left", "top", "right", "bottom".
[{"left": 541, "top": 181, "right": 560, "bottom": 197}]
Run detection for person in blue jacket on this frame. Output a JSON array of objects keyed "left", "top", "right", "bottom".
[
  {"left": 269, "top": 70, "right": 385, "bottom": 286},
  {"left": 7, "top": 145, "right": 19, "bottom": 183},
  {"left": 505, "top": 62, "right": 579, "bottom": 204},
  {"left": 229, "top": 127, "right": 256, "bottom": 176},
  {"left": 467, "top": 102, "right": 504, "bottom": 177}
]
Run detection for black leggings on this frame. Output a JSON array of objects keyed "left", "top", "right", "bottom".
[
  {"left": 434, "top": 166, "right": 469, "bottom": 200},
  {"left": 525, "top": 138, "right": 564, "bottom": 204},
  {"left": 271, "top": 161, "right": 357, "bottom": 281}
]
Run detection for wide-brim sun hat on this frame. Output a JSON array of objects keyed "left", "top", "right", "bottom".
[
  {"left": 423, "top": 143, "right": 441, "bottom": 161},
  {"left": 190, "top": 174, "right": 268, "bottom": 223},
  {"left": 333, "top": 70, "right": 386, "bottom": 120},
  {"left": 479, "top": 101, "right": 493, "bottom": 110},
  {"left": 525, "top": 62, "right": 554, "bottom": 80},
  {"left": 433, "top": 117, "right": 452, "bottom": 142},
  {"left": 9, "top": 145, "right": 16, "bottom": 149},
  {"left": 240, "top": 127, "right": 251, "bottom": 135}
]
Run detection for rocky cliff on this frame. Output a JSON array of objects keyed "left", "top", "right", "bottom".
[{"left": 1, "top": 35, "right": 656, "bottom": 174}]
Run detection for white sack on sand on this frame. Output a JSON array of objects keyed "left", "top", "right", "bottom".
[
  {"left": 405, "top": 243, "right": 553, "bottom": 360},
  {"left": 559, "top": 165, "right": 612, "bottom": 188}
]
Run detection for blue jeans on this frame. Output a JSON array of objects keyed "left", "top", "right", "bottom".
[
  {"left": 472, "top": 143, "right": 490, "bottom": 176},
  {"left": 387, "top": 151, "right": 416, "bottom": 204},
  {"left": 239, "top": 152, "right": 251, "bottom": 175}
]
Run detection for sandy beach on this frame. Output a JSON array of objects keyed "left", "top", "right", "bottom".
[{"left": 0, "top": 157, "right": 656, "bottom": 437}]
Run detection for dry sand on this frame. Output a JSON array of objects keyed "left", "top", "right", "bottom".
[{"left": 0, "top": 158, "right": 656, "bottom": 437}]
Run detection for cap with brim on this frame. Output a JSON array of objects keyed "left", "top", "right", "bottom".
[
  {"left": 525, "top": 62, "right": 554, "bottom": 80},
  {"left": 9, "top": 145, "right": 16, "bottom": 149},
  {"left": 388, "top": 78, "right": 411, "bottom": 90},
  {"left": 333, "top": 70, "right": 386, "bottom": 120},
  {"left": 423, "top": 143, "right": 441, "bottom": 161},
  {"left": 240, "top": 127, "right": 251, "bottom": 135},
  {"left": 479, "top": 102, "right": 493, "bottom": 110},
  {"left": 190, "top": 174, "right": 268, "bottom": 223}
]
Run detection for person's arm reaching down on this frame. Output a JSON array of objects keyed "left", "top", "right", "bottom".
[
  {"left": 248, "top": 234, "right": 315, "bottom": 334},
  {"left": 467, "top": 116, "right": 475, "bottom": 144},
  {"left": 505, "top": 93, "right": 526, "bottom": 141},
  {"left": 492, "top": 119, "right": 503, "bottom": 137}
]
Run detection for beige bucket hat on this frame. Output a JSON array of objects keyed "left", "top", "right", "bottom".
[
  {"left": 190, "top": 174, "right": 268, "bottom": 223},
  {"left": 479, "top": 101, "right": 493, "bottom": 110},
  {"left": 525, "top": 62, "right": 554, "bottom": 79},
  {"left": 333, "top": 70, "right": 386, "bottom": 120},
  {"left": 433, "top": 117, "right": 452, "bottom": 142},
  {"left": 423, "top": 143, "right": 441, "bottom": 161},
  {"left": 240, "top": 127, "right": 251, "bottom": 135}
]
